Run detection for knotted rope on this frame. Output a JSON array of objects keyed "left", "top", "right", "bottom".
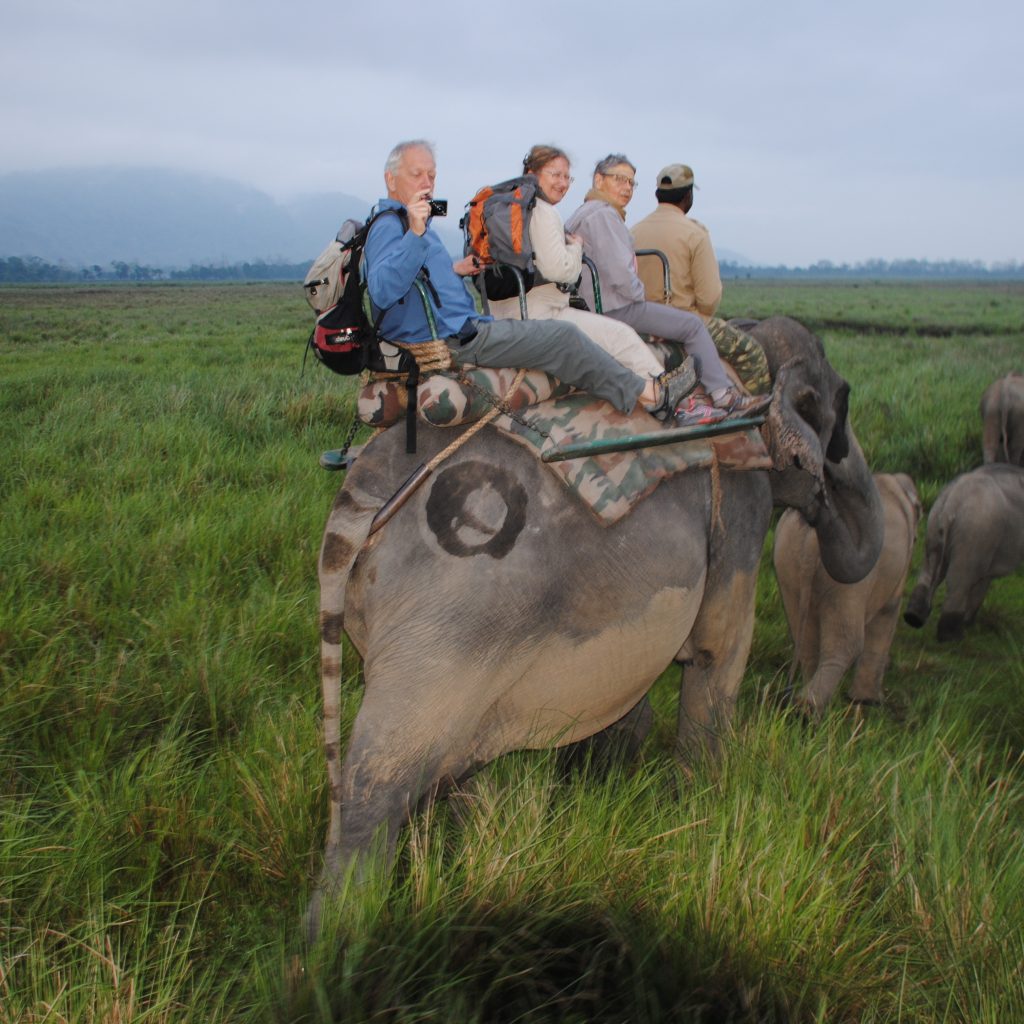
[{"left": 369, "top": 339, "right": 453, "bottom": 382}]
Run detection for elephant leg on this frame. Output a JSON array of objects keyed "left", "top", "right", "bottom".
[
  {"left": 795, "top": 628, "right": 821, "bottom": 691},
  {"left": 962, "top": 576, "right": 993, "bottom": 625},
  {"left": 981, "top": 414, "right": 1002, "bottom": 465},
  {"left": 847, "top": 600, "right": 901, "bottom": 705},
  {"left": 776, "top": 581, "right": 820, "bottom": 685},
  {"left": 795, "top": 614, "right": 863, "bottom": 720},
  {"left": 307, "top": 712, "right": 441, "bottom": 936},
  {"left": 1011, "top": 434, "right": 1024, "bottom": 468},
  {"left": 936, "top": 553, "right": 991, "bottom": 641},
  {"left": 558, "top": 694, "right": 655, "bottom": 775},
  {"left": 306, "top": 676, "right": 478, "bottom": 936},
  {"left": 677, "top": 569, "right": 758, "bottom": 761}
]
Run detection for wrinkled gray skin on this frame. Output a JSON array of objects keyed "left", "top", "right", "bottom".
[
  {"left": 981, "top": 371, "right": 1024, "bottom": 466},
  {"left": 773, "top": 472, "right": 921, "bottom": 719},
  {"left": 904, "top": 463, "right": 1024, "bottom": 641},
  {"left": 306, "top": 316, "right": 883, "bottom": 933}
]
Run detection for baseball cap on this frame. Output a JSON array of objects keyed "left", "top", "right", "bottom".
[{"left": 657, "top": 164, "right": 697, "bottom": 189}]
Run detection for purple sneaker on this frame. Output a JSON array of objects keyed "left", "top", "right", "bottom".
[{"left": 674, "top": 394, "right": 728, "bottom": 427}]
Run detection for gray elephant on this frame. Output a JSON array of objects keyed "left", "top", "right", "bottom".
[
  {"left": 307, "top": 316, "right": 884, "bottom": 930},
  {"left": 904, "top": 463, "right": 1024, "bottom": 641},
  {"left": 773, "top": 472, "right": 922, "bottom": 719},
  {"left": 981, "top": 371, "right": 1024, "bottom": 466}
]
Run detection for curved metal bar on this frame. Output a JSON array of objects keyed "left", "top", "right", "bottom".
[
  {"left": 635, "top": 248, "right": 671, "bottom": 304},
  {"left": 411, "top": 278, "right": 440, "bottom": 339},
  {"left": 581, "top": 254, "right": 602, "bottom": 314}
]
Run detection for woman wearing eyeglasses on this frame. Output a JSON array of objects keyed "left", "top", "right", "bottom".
[
  {"left": 487, "top": 144, "right": 682, "bottom": 420},
  {"left": 565, "top": 154, "right": 770, "bottom": 422}
]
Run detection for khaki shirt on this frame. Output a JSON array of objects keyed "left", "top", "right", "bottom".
[{"left": 631, "top": 204, "right": 722, "bottom": 321}]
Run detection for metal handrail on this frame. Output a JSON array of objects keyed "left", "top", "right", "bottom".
[
  {"left": 580, "top": 254, "right": 602, "bottom": 314},
  {"left": 635, "top": 248, "right": 671, "bottom": 304},
  {"left": 475, "top": 263, "right": 530, "bottom": 320}
]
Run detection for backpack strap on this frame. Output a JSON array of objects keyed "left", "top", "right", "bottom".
[{"left": 365, "top": 209, "right": 429, "bottom": 454}]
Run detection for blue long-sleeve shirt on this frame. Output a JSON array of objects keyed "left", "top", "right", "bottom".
[{"left": 364, "top": 198, "right": 484, "bottom": 343}]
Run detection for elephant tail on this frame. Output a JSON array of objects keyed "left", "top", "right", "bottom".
[
  {"left": 317, "top": 476, "right": 382, "bottom": 866},
  {"left": 998, "top": 382, "right": 1013, "bottom": 462},
  {"left": 982, "top": 375, "right": 1014, "bottom": 463},
  {"left": 903, "top": 496, "right": 952, "bottom": 629}
]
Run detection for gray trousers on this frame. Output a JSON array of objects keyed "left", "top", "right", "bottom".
[
  {"left": 450, "top": 317, "right": 645, "bottom": 414},
  {"left": 605, "top": 301, "right": 731, "bottom": 395}
]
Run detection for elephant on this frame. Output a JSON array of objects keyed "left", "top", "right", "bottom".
[
  {"left": 306, "top": 316, "right": 884, "bottom": 931},
  {"left": 980, "top": 371, "right": 1024, "bottom": 466},
  {"left": 773, "top": 472, "right": 922, "bottom": 719},
  {"left": 903, "top": 462, "right": 1024, "bottom": 641}
]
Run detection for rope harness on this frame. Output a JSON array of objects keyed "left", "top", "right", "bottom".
[{"left": 367, "top": 363, "right": 528, "bottom": 536}]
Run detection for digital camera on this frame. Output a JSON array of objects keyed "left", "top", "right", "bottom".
[{"left": 428, "top": 198, "right": 448, "bottom": 217}]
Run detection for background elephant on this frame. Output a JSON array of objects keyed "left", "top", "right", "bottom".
[
  {"left": 307, "top": 316, "right": 884, "bottom": 931},
  {"left": 904, "top": 463, "right": 1024, "bottom": 641},
  {"left": 980, "top": 371, "right": 1024, "bottom": 466},
  {"left": 773, "top": 472, "right": 921, "bottom": 719}
]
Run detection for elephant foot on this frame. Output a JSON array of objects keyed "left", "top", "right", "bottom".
[
  {"left": 303, "top": 886, "right": 326, "bottom": 943},
  {"left": 774, "top": 687, "right": 818, "bottom": 727},
  {"left": 771, "top": 684, "right": 798, "bottom": 710},
  {"left": 846, "top": 694, "right": 908, "bottom": 724},
  {"left": 844, "top": 696, "right": 884, "bottom": 720},
  {"left": 903, "top": 588, "right": 931, "bottom": 629},
  {"left": 937, "top": 612, "right": 966, "bottom": 643},
  {"left": 303, "top": 849, "right": 366, "bottom": 942}
]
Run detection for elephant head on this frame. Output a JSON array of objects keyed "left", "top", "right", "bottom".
[{"left": 750, "top": 317, "right": 884, "bottom": 584}]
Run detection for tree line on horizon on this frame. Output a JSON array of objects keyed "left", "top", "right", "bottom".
[{"left": 2, "top": 253, "right": 1023, "bottom": 284}]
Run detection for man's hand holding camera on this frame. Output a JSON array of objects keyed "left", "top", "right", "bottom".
[{"left": 407, "top": 191, "right": 448, "bottom": 236}]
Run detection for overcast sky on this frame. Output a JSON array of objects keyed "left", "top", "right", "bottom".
[{"left": 3, "top": 0, "right": 1022, "bottom": 266}]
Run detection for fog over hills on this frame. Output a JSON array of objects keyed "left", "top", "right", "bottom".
[
  {"left": 0, "top": 167, "right": 470, "bottom": 267},
  {"left": 0, "top": 166, "right": 750, "bottom": 269}
]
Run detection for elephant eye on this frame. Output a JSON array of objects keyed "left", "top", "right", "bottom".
[{"left": 794, "top": 387, "right": 823, "bottom": 434}]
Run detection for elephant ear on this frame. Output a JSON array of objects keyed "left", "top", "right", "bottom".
[{"left": 825, "top": 376, "right": 851, "bottom": 464}]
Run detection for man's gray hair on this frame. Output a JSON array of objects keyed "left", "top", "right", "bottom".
[
  {"left": 385, "top": 139, "right": 436, "bottom": 175},
  {"left": 593, "top": 153, "right": 636, "bottom": 176}
]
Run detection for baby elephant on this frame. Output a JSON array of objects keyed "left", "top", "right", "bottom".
[
  {"left": 981, "top": 371, "right": 1024, "bottom": 466},
  {"left": 774, "top": 473, "right": 922, "bottom": 719},
  {"left": 904, "top": 463, "right": 1024, "bottom": 641}
]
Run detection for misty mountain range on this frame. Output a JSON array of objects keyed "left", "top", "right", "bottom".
[
  {"left": 0, "top": 166, "right": 467, "bottom": 268},
  {"left": 0, "top": 166, "right": 752, "bottom": 270}
]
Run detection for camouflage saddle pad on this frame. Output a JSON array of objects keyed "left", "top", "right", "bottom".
[
  {"left": 357, "top": 363, "right": 770, "bottom": 526},
  {"left": 492, "top": 392, "right": 771, "bottom": 526}
]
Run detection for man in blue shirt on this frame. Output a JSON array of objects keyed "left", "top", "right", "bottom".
[{"left": 364, "top": 140, "right": 684, "bottom": 419}]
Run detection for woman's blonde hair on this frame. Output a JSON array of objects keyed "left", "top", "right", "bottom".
[{"left": 522, "top": 144, "right": 570, "bottom": 175}]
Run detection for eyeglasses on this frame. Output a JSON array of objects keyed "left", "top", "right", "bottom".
[
  {"left": 601, "top": 172, "right": 636, "bottom": 189},
  {"left": 540, "top": 169, "right": 574, "bottom": 184}
]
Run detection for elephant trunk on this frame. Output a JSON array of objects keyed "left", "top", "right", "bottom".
[
  {"left": 804, "top": 431, "right": 884, "bottom": 584},
  {"left": 764, "top": 360, "right": 827, "bottom": 510},
  {"left": 764, "top": 358, "right": 884, "bottom": 585}
]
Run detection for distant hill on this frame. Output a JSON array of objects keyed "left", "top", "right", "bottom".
[
  {"left": 0, "top": 167, "right": 376, "bottom": 267},
  {"left": 2, "top": 166, "right": 729, "bottom": 269},
  {"left": 716, "top": 247, "right": 753, "bottom": 266}
]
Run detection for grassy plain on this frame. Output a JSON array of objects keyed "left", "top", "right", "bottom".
[{"left": 1, "top": 280, "right": 1023, "bottom": 1021}]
